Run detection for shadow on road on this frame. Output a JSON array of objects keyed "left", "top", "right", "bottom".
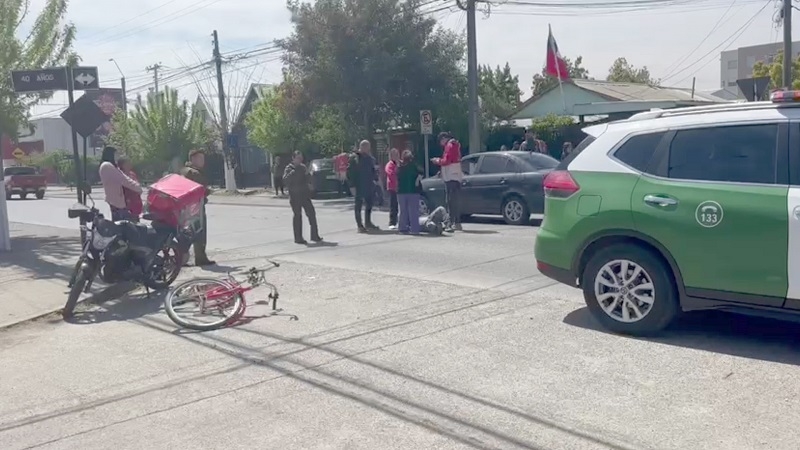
[
  {"left": 2, "top": 233, "right": 81, "bottom": 281},
  {"left": 563, "top": 307, "right": 800, "bottom": 365},
  {"left": 68, "top": 290, "right": 166, "bottom": 325}
]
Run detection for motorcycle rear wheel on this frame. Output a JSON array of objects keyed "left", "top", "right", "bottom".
[{"left": 144, "top": 240, "right": 182, "bottom": 290}]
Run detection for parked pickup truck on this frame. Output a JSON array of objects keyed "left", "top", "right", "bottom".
[{"left": 4, "top": 166, "right": 46, "bottom": 200}]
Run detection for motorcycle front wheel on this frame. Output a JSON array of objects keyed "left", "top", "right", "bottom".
[
  {"left": 63, "top": 268, "right": 88, "bottom": 319},
  {"left": 144, "top": 239, "right": 182, "bottom": 290}
]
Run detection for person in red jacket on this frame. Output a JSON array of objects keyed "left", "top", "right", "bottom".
[
  {"left": 384, "top": 148, "right": 400, "bottom": 229},
  {"left": 118, "top": 156, "right": 143, "bottom": 222},
  {"left": 431, "top": 131, "right": 464, "bottom": 232}
]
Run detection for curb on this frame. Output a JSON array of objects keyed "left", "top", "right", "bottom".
[{"left": 0, "top": 281, "right": 138, "bottom": 331}]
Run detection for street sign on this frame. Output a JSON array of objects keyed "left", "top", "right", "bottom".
[
  {"left": 71, "top": 66, "right": 99, "bottom": 90},
  {"left": 12, "top": 148, "right": 24, "bottom": 159},
  {"left": 10, "top": 68, "right": 68, "bottom": 93},
  {"left": 60, "top": 94, "right": 109, "bottom": 138},
  {"left": 736, "top": 77, "right": 771, "bottom": 102},
  {"left": 420, "top": 110, "right": 433, "bottom": 135}
]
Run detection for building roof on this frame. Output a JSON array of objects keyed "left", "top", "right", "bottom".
[
  {"left": 512, "top": 79, "right": 731, "bottom": 120},
  {"left": 233, "top": 83, "right": 273, "bottom": 128},
  {"left": 568, "top": 79, "right": 727, "bottom": 103}
]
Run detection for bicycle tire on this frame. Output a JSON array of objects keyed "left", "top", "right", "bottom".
[
  {"left": 164, "top": 278, "right": 243, "bottom": 331},
  {"left": 63, "top": 269, "right": 88, "bottom": 319}
]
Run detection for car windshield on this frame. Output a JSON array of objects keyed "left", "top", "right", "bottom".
[
  {"left": 311, "top": 159, "right": 333, "bottom": 171},
  {"left": 4, "top": 167, "right": 36, "bottom": 176},
  {"left": 516, "top": 153, "right": 559, "bottom": 171}
]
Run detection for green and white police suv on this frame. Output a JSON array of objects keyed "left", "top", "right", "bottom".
[{"left": 535, "top": 90, "right": 800, "bottom": 335}]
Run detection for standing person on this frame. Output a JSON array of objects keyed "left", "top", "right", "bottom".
[
  {"left": 117, "top": 156, "right": 143, "bottom": 222},
  {"left": 384, "top": 148, "right": 400, "bottom": 230},
  {"left": 283, "top": 151, "right": 322, "bottom": 244},
  {"left": 334, "top": 151, "right": 350, "bottom": 196},
  {"left": 431, "top": 132, "right": 463, "bottom": 232},
  {"left": 561, "top": 141, "right": 574, "bottom": 160},
  {"left": 180, "top": 149, "right": 215, "bottom": 267},
  {"left": 98, "top": 146, "right": 142, "bottom": 222},
  {"left": 397, "top": 149, "right": 422, "bottom": 235},
  {"left": 346, "top": 140, "right": 379, "bottom": 233},
  {"left": 272, "top": 155, "right": 285, "bottom": 197},
  {"left": 519, "top": 129, "right": 538, "bottom": 152},
  {"left": 511, "top": 141, "right": 521, "bottom": 151}
]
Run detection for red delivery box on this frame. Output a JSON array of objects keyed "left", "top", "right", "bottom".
[{"left": 146, "top": 174, "right": 206, "bottom": 231}]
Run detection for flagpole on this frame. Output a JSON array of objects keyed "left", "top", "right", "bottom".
[{"left": 549, "top": 24, "right": 568, "bottom": 114}]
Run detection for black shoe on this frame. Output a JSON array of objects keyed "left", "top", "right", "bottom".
[
  {"left": 357, "top": 226, "right": 367, "bottom": 233},
  {"left": 365, "top": 222, "right": 379, "bottom": 230},
  {"left": 195, "top": 259, "right": 216, "bottom": 267},
  {"left": 311, "top": 236, "right": 323, "bottom": 242},
  {"left": 295, "top": 239, "right": 308, "bottom": 245}
]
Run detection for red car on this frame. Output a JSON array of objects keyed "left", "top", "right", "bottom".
[{"left": 4, "top": 166, "right": 47, "bottom": 200}]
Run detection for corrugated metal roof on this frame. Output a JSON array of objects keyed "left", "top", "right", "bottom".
[{"left": 572, "top": 79, "right": 728, "bottom": 103}]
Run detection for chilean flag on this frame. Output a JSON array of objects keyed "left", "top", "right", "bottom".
[{"left": 545, "top": 25, "right": 570, "bottom": 80}]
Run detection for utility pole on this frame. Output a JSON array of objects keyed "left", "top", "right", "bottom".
[
  {"left": 146, "top": 63, "right": 162, "bottom": 93},
  {"left": 459, "top": 0, "right": 481, "bottom": 154},
  {"left": 783, "top": 0, "right": 793, "bottom": 88},
  {"left": 109, "top": 58, "right": 127, "bottom": 112},
  {"left": 212, "top": 30, "right": 237, "bottom": 191}
]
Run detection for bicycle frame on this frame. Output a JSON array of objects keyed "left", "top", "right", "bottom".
[{"left": 193, "top": 262, "right": 280, "bottom": 324}]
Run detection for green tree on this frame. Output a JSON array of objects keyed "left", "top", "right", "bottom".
[
  {"left": 246, "top": 84, "right": 308, "bottom": 155},
  {"left": 607, "top": 57, "right": 658, "bottom": 85},
  {"left": 752, "top": 51, "right": 800, "bottom": 90},
  {"left": 0, "top": 0, "right": 78, "bottom": 140},
  {"left": 310, "top": 104, "right": 355, "bottom": 156},
  {"left": 531, "top": 56, "right": 590, "bottom": 97},
  {"left": 479, "top": 63, "right": 523, "bottom": 123},
  {"left": 280, "top": 0, "right": 467, "bottom": 139},
  {"left": 109, "top": 87, "right": 213, "bottom": 168}
]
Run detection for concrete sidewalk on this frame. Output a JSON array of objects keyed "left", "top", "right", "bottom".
[{"left": 0, "top": 223, "right": 128, "bottom": 329}]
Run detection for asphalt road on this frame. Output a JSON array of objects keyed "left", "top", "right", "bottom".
[{"left": 3, "top": 196, "right": 800, "bottom": 449}]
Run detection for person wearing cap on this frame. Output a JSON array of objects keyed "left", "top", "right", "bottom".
[
  {"left": 431, "top": 131, "right": 463, "bottom": 232},
  {"left": 180, "top": 149, "right": 215, "bottom": 267}
]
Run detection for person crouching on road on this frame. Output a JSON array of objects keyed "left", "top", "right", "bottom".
[
  {"left": 347, "top": 140, "right": 379, "bottom": 233},
  {"left": 431, "top": 132, "right": 463, "bottom": 232},
  {"left": 117, "top": 156, "right": 143, "bottom": 222},
  {"left": 98, "top": 146, "right": 142, "bottom": 222},
  {"left": 385, "top": 148, "right": 400, "bottom": 230},
  {"left": 397, "top": 149, "right": 423, "bottom": 235},
  {"left": 180, "top": 149, "right": 215, "bottom": 267},
  {"left": 283, "top": 151, "right": 322, "bottom": 245}
]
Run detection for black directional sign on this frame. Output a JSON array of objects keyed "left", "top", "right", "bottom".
[
  {"left": 736, "top": 76, "right": 771, "bottom": 102},
  {"left": 10, "top": 68, "right": 69, "bottom": 93},
  {"left": 60, "top": 94, "right": 109, "bottom": 138},
  {"left": 71, "top": 66, "right": 99, "bottom": 91}
]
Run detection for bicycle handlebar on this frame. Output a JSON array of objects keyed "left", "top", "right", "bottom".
[{"left": 227, "top": 260, "right": 280, "bottom": 285}]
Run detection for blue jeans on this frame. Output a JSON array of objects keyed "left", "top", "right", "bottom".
[{"left": 398, "top": 193, "right": 420, "bottom": 234}]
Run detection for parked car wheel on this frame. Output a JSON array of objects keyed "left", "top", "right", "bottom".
[
  {"left": 501, "top": 195, "right": 529, "bottom": 225},
  {"left": 36, "top": 191, "right": 44, "bottom": 200},
  {"left": 419, "top": 196, "right": 431, "bottom": 216},
  {"left": 581, "top": 243, "right": 679, "bottom": 336}
]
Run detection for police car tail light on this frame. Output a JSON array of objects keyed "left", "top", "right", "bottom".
[
  {"left": 770, "top": 90, "right": 800, "bottom": 103},
  {"left": 543, "top": 170, "right": 580, "bottom": 198}
]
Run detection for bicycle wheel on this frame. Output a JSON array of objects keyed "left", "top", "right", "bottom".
[{"left": 164, "top": 278, "right": 244, "bottom": 331}]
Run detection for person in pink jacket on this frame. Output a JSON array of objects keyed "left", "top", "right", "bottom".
[
  {"left": 98, "top": 146, "right": 142, "bottom": 221},
  {"left": 384, "top": 148, "right": 399, "bottom": 229},
  {"left": 431, "top": 132, "right": 463, "bottom": 231}
]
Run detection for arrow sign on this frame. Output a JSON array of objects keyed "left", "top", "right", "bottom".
[{"left": 70, "top": 66, "right": 99, "bottom": 91}]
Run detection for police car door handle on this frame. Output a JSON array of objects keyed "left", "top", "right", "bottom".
[{"left": 643, "top": 195, "right": 678, "bottom": 207}]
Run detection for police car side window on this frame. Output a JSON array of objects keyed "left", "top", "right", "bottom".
[
  {"left": 612, "top": 132, "right": 665, "bottom": 173},
  {"left": 667, "top": 124, "right": 777, "bottom": 184}
]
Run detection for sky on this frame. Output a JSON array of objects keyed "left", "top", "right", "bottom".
[{"left": 22, "top": 0, "right": 799, "bottom": 121}]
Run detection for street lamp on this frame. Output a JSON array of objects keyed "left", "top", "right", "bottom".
[{"left": 109, "top": 58, "right": 127, "bottom": 112}]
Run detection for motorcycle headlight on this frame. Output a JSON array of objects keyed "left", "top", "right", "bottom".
[{"left": 92, "top": 233, "right": 115, "bottom": 250}]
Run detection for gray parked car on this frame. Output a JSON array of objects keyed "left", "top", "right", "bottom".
[{"left": 420, "top": 151, "right": 558, "bottom": 225}]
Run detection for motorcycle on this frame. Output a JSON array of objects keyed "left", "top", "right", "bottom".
[{"left": 63, "top": 185, "right": 192, "bottom": 319}]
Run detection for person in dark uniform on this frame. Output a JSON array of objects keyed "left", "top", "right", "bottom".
[
  {"left": 283, "top": 151, "right": 322, "bottom": 244},
  {"left": 180, "top": 149, "right": 215, "bottom": 266}
]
